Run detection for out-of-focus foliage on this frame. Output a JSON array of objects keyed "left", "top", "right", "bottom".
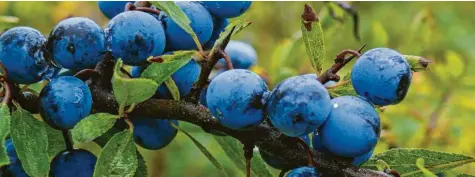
[{"left": 2, "top": 1, "right": 475, "bottom": 176}]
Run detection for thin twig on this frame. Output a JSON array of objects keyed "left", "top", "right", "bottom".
[
  {"left": 317, "top": 45, "right": 365, "bottom": 84},
  {"left": 1, "top": 79, "right": 11, "bottom": 105},
  {"left": 219, "top": 49, "right": 234, "bottom": 70}
]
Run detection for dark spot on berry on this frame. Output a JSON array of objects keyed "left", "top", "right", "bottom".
[
  {"left": 395, "top": 74, "right": 410, "bottom": 104},
  {"left": 293, "top": 115, "right": 303, "bottom": 124},
  {"left": 67, "top": 43, "right": 75, "bottom": 54}
]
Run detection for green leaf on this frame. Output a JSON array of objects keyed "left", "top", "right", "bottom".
[
  {"left": 270, "top": 37, "right": 304, "bottom": 78},
  {"left": 404, "top": 55, "right": 431, "bottom": 72},
  {"left": 141, "top": 52, "right": 194, "bottom": 87},
  {"left": 134, "top": 151, "right": 148, "bottom": 177},
  {"left": 209, "top": 20, "right": 252, "bottom": 55},
  {"left": 71, "top": 113, "right": 119, "bottom": 144},
  {"left": 214, "top": 136, "right": 273, "bottom": 177},
  {"left": 164, "top": 77, "right": 180, "bottom": 101},
  {"left": 458, "top": 174, "right": 475, "bottom": 177},
  {"left": 170, "top": 122, "right": 228, "bottom": 177},
  {"left": 93, "top": 130, "right": 138, "bottom": 177},
  {"left": 361, "top": 148, "right": 475, "bottom": 177},
  {"left": 416, "top": 158, "right": 438, "bottom": 177},
  {"left": 11, "top": 107, "right": 49, "bottom": 177},
  {"left": 301, "top": 4, "right": 325, "bottom": 74},
  {"left": 0, "top": 16, "right": 19, "bottom": 23},
  {"left": 45, "top": 126, "right": 65, "bottom": 162},
  {"left": 151, "top": 2, "right": 203, "bottom": 52},
  {"left": 112, "top": 59, "right": 158, "bottom": 111},
  {"left": 0, "top": 105, "right": 11, "bottom": 166},
  {"left": 375, "top": 160, "right": 391, "bottom": 171},
  {"left": 328, "top": 72, "right": 357, "bottom": 97}
]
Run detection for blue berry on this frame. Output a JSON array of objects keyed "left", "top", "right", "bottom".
[
  {"left": 48, "top": 17, "right": 106, "bottom": 70},
  {"left": 353, "top": 149, "right": 374, "bottom": 166},
  {"left": 218, "top": 40, "right": 257, "bottom": 70},
  {"left": 203, "top": 17, "right": 229, "bottom": 50},
  {"left": 156, "top": 59, "right": 201, "bottom": 99},
  {"left": 98, "top": 1, "right": 134, "bottom": 19},
  {"left": 49, "top": 149, "right": 97, "bottom": 177},
  {"left": 39, "top": 76, "right": 92, "bottom": 130},
  {"left": 200, "top": 88, "right": 208, "bottom": 107},
  {"left": 162, "top": 1, "right": 213, "bottom": 50},
  {"left": 0, "top": 139, "right": 28, "bottom": 177},
  {"left": 266, "top": 76, "right": 331, "bottom": 137},
  {"left": 320, "top": 96, "right": 380, "bottom": 157},
  {"left": 107, "top": 11, "right": 166, "bottom": 66},
  {"left": 207, "top": 69, "right": 268, "bottom": 129},
  {"left": 286, "top": 166, "right": 319, "bottom": 177},
  {"left": 351, "top": 48, "right": 412, "bottom": 106},
  {"left": 130, "top": 59, "right": 201, "bottom": 99},
  {"left": 0, "top": 27, "right": 59, "bottom": 84},
  {"left": 201, "top": 1, "right": 252, "bottom": 18},
  {"left": 131, "top": 118, "right": 178, "bottom": 150}
]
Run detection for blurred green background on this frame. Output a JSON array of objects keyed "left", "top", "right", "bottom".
[{"left": 2, "top": 1, "right": 475, "bottom": 176}]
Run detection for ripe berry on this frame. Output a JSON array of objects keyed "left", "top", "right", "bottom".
[
  {"left": 0, "top": 139, "right": 28, "bottom": 177},
  {"left": 107, "top": 11, "right": 166, "bottom": 66},
  {"left": 156, "top": 59, "right": 201, "bottom": 99},
  {"left": 131, "top": 59, "right": 201, "bottom": 99},
  {"left": 162, "top": 1, "right": 213, "bottom": 50},
  {"left": 203, "top": 18, "right": 229, "bottom": 50},
  {"left": 207, "top": 69, "right": 268, "bottom": 129},
  {"left": 351, "top": 48, "right": 412, "bottom": 106},
  {"left": 48, "top": 17, "right": 106, "bottom": 70},
  {"left": 217, "top": 41, "right": 258, "bottom": 70},
  {"left": 320, "top": 96, "right": 380, "bottom": 157},
  {"left": 0, "top": 27, "right": 59, "bottom": 84},
  {"left": 39, "top": 76, "right": 92, "bottom": 130},
  {"left": 131, "top": 118, "right": 178, "bottom": 150},
  {"left": 286, "top": 166, "right": 319, "bottom": 177},
  {"left": 353, "top": 149, "right": 374, "bottom": 166},
  {"left": 301, "top": 74, "right": 337, "bottom": 87},
  {"left": 201, "top": 1, "right": 252, "bottom": 18},
  {"left": 266, "top": 76, "right": 331, "bottom": 137},
  {"left": 97, "top": 1, "right": 134, "bottom": 19},
  {"left": 49, "top": 149, "right": 97, "bottom": 177}
]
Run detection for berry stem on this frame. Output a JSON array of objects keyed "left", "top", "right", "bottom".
[
  {"left": 279, "top": 169, "right": 290, "bottom": 177},
  {"left": 0, "top": 61, "right": 8, "bottom": 79},
  {"left": 219, "top": 49, "right": 234, "bottom": 70},
  {"left": 297, "top": 137, "right": 316, "bottom": 167},
  {"left": 243, "top": 142, "right": 254, "bottom": 177},
  {"left": 62, "top": 130, "right": 74, "bottom": 151},
  {"left": 125, "top": 2, "right": 160, "bottom": 16},
  {"left": 1, "top": 79, "right": 11, "bottom": 105}
]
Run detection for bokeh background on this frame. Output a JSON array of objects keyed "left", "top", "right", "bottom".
[{"left": 2, "top": 1, "right": 475, "bottom": 176}]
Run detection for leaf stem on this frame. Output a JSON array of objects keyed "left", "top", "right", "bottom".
[{"left": 219, "top": 49, "right": 234, "bottom": 70}]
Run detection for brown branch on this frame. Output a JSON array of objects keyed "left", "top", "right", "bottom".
[
  {"left": 1, "top": 79, "right": 11, "bottom": 105},
  {"left": 317, "top": 45, "right": 365, "bottom": 84},
  {"left": 74, "top": 69, "right": 100, "bottom": 82},
  {"left": 185, "top": 27, "right": 236, "bottom": 103}
]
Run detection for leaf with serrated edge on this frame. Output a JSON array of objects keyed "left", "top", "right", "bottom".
[
  {"left": 151, "top": 2, "right": 203, "bottom": 52},
  {"left": 209, "top": 20, "right": 252, "bottom": 55},
  {"left": 93, "top": 130, "right": 137, "bottom": 177},
  {"left": 11, "top": 106, "right": 49, "bottom": 177},
  {"left": 113, "top": 59, "right": 158, "bottom": 108},
  {"left": 301, "top": 5, "right": 325, "bottom": 74},
  {"left": 170, "top": 122, "right": 228, "bottom": 177},
  {"left": 134, "top": 150, "right": 148, "bottom": 177},
  {"left": 141, "top": 53, "right": 193, "bottom": 88},
  {"left": 214, "top": 136, "right": 273, "bottom": 177},
  {"left": 164, "top": 77, "right": 180, "bottom": 100},
  {"left": 0, "top": 105, "right": 10, "bottom": 166},
  {"left": 361, "top": 148, "right": 475, "bottom": 177},
  {"left": 71, "top": 113, "right": 119, "bottom": 144},
  {"left": 45, "top": 125, "right": 65, "bottom": 161}
]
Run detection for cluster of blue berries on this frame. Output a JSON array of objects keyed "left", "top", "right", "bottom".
[
  {"left": 0, "top": 1, "right": 255, "bottom": 176},
  {"left": 206, "top": 47, "right": 412, "bottom": 176}
]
